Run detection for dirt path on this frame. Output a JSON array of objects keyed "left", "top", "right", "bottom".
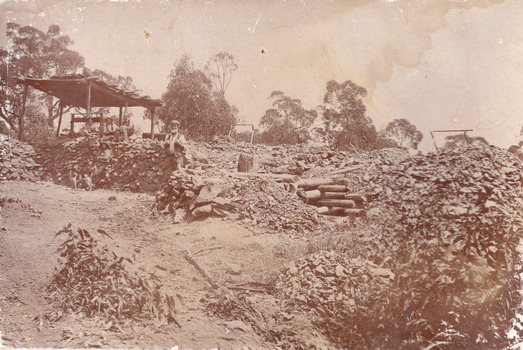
[{"left": 0, "top": 180, "right": 309, "bottom": 349}]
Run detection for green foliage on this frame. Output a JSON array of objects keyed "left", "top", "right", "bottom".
[
  {"left": 204, "top": 51, "right": 238, "bottom": 97},
  {"left": 0, "top": 23, "right": 84, "bottom": 140},
  {"left": 48, "top": 224, "right": 179, "bottom": 326},
  {"left": 380, "top": 118, "right": 423, "bottom": 149},
  {"left": 321, "top": 80, "right": 378, "bottom": 150},
  {"left": 259, "top": 91, "right": 317, "bottom": 145},
  {"left": 158, "top": 54, "right": 237, "bottom": 141}
]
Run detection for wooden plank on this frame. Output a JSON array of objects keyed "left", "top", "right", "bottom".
[
  {"left": 233, "top": 173, "right": 298, "bottom": 183},
  {"left": 72, "top": 117, "right": 101, "bottom": 123},
  {"left": 328, "top": 165, "right": 362, "bottom": 176}
]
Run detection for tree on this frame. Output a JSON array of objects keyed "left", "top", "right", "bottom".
[
  {"left": 380, "top": 118, "right": 423, "bottom": 149},
  {"left": 204, "top": 51, "right": 238, "bottom": 97},
  {"left": 321, "top": 80, "right": 377, "bottom": 150},
  {"left": 259, "top": 91, "right": 317, "bottom": 145},
  {"left": 159, "top": 54, "right": 236, "bottom": 141},
  {"left": 0, "top": 23, "right": 84, "bottom": 140}
]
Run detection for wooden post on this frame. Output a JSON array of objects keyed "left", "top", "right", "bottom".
[
  {"left": 430, "top": 131, "right": 439, "bottom": 154},
  {"left": 56, "top": 103, "right": 64, "bottom": 137},
  {"left": 86, "top": 79, "right": 92, "bottom": 125},
  {"left": 118, "top": 106, "right": 123, "bottom": 126},
  {"left": 150, "top": 106, "right": 156, "bottom": 140},
  {"left": 99, "top": 111, "right": 104, "bottom": 138},
  {"left": 70, "top": 113, "right": 75, "bottom": 137},
  {"left": 19, "top": 82, "right": 28, "bottom": 141},
  {"left": 123, "top": 101, "right": 128, "bottom": 124}
]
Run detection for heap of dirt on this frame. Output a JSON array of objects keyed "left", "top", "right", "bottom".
[
  {"left": 0, "top": 135, "right": 42, "bottom": 181},
  {"left": 154, "top": 168, "right": 323, "bottom": 235},
  {"left": 37, "top": 137, "right": 172, "bottom": 191}
]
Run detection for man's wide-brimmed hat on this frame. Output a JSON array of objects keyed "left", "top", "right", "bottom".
[{"left": 170, "top": 120, "right": 180, "bottom": 127}]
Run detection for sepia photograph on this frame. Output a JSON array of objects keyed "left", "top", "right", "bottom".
[{"left": 0, "top": 0, "right": 522, "bottom": 348}]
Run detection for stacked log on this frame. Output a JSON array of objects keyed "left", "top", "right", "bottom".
[{"left": 297, "top": 178, "right": 373, "bottom": 217}]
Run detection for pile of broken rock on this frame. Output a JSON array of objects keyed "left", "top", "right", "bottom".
[
  {"left": 154, "top": 168, "right": 322, "bottom": 235},
  {"left": 276, "top": 250, "right": 393, "bottom": 320},
  {"left": 0, "top": 135, "right": 42, "bottom": 181}
]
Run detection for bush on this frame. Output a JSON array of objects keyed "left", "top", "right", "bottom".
[{"left": 47, "top": 224, "right": 179, "bottom": 326}]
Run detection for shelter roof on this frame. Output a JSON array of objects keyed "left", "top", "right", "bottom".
[{"left": 16, "top": 74, "right": 162, "bottom": 109}]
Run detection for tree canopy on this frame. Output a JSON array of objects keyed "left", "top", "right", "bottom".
[
  {"left": 259, "top": 91, "right": 317, "bottom": 145},
  {"left": 380, "top": 118, "right": 423, "bottom": 149},
  {"left": 321, "top": 80, "right": 378, "bottom": 150},
  {"left": 158, "top": 54, "right": 237, "bottom": 141},
  {"left": 0, "top": 23, "right": 84, "bottom": 140},
  {"left": 204, "top": 51, "right": 238, "bottom": 97}
]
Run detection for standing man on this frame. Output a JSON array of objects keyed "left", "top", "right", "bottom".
[{"left": 165, "top": 120, "right": 187, "bottom": 170}]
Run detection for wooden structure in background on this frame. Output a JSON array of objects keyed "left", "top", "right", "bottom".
[
  {"left": 16, "top": 75, "right": 162, "bottom": 138},
  {"left": 430, "top": 129, "right": 474, "bottom": 153}
]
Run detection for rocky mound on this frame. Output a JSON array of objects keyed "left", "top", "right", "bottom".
[
  {"left": 0, "top": 135, "right": 42, "bottom": 181},
  {"left": 154, "top": 169, "right": 322, "bottom": 235}
]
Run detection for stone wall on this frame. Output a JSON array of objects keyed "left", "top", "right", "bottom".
[{"left": 35, "top": 137, "right": 173, "bottom": 192}]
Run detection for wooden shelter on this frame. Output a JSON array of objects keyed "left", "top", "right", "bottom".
[{"left": 16, "top": 74, "right": 162, "bottom": 138}]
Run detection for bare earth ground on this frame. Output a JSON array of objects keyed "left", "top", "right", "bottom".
[{"left": 0, "top": 180, "right": 312, "bottom": 349}]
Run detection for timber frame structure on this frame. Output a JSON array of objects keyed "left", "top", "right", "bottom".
[{"left": 16, "top": 74, "right": 162, "bottom": 138}]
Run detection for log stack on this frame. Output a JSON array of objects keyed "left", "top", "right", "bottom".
[{"left": 296, "top": 178, "right": 376, "bottom": 217}]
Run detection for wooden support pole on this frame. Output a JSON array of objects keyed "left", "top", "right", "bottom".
[
  {"left": 18, "top": 83, "right": 29, "bottom": 141},
  {"left": 56, "top": 104, "right": 64, "bottom": 137},
  {"left": 99, "top": 111, "right": 104, "bottom": 138},
  {"left": 430, "top": 131, "right": 439, "bottom": 154},
  {"left": 70, "top": 113, "right": 75, "bottom": 137},
  {"left": 86, "top": 80, "right": 92, "bottom": 120},
  {"left": 150, "top": 106, "right": 156, "bottom": 140},
  {"left": 118, "top": 106, "right": 123, "bottom": 126}
]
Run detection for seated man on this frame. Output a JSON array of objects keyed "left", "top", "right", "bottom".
[{"left": 164, "top": 120, "right": 187, "bottom": 170}]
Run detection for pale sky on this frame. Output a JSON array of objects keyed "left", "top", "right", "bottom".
[{"left": 1, "top": 0, "right": 522, "bottom": 152}]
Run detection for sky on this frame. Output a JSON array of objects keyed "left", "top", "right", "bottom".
[{"left": 1, "top": 0, "right": 522, "bottom": 152}]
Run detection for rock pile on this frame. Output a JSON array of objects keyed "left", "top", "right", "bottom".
[
  {"left": 356, "top": 144, "right": 523, "bottom": 235},
  {"left": 154, "top": 169, "right": 322, "bottom": 235},
  {"left": 277, "top": 251, "right": 392, "bottom": 320},
  {"left": 0, "top": 135, "right": 42, "bottom": 181},
  {"left": 37, "top": 137, "right": 173, "bottom": 192}
]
